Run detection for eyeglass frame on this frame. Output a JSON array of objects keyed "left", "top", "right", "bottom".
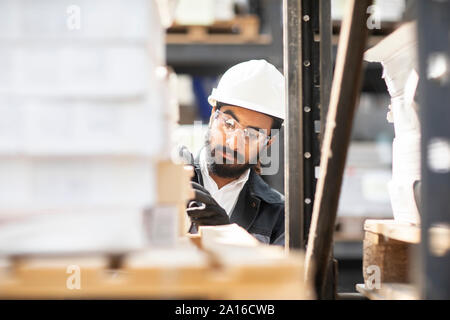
[{"left": 211, "top": 108, "right": 271, "bottom": 146}]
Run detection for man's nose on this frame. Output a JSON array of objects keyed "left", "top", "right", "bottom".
[{"left": 225, "top": 130, "right": 244, "bottom": 150}]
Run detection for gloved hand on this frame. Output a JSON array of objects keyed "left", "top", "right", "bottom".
[
  {"left": 177, "top": 145, "right": 194, "bottom": 166},
  {"left": 187, "top": 182, "right": 230, "bottom": 226}
]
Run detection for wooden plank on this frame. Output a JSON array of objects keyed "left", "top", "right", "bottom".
[
  {"left": 0, "top": 230, "right": 312, "bottom": 299},
  {"left": 364, "top": 219, "right": 420, "bottom": 244},
  {"left": 199, "top": 224, "right": 261, "bottom": 247},
  {"left": 156, "top": 161, "right": 194, "bottom": 205},
  {"left": 0, "top": 261, "right": 311, "bottom": 299},
  {"left": 166, "top": 15, "right": 266, "bottom": 44},
  {"left": 166, "top": 34, "right": 271, "bottom": 45},
  {"left": 188, "top": 26, "right": 207, "bottom": 41},
  {"left": 305, "top": 0, "right": 373, "bottom": 298},
  {"left": 156, "top": 161, "right": 195, "bottom": 236},
  {"left": 356, "top": 283, "right": 419, "bottom": 300},
  {"left": 168, "top": 15, "right": 259, "bottom": 34}
]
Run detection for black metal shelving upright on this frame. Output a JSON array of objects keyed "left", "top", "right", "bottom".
[{"left": 417, "top": 0, "right": 450, "bottom": 300}]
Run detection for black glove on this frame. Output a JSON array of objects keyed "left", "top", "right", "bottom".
[{"left": 187, "top": 182, "right": 230, "bottom": 227}]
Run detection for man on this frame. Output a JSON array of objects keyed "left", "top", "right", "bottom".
[{"left": 185, "top": 59, "right": 285, "bottom": 246}]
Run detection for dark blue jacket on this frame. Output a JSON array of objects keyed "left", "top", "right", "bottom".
[{"left": 191, "top": 156, "right": 285, "bottom": 246}]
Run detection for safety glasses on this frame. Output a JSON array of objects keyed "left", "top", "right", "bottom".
[{"left": 212, "top": 110, "right": 270, "bottom": 145}]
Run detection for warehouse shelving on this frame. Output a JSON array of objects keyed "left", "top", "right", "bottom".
[{"left": 166, "top": 0, "right": 283, "bottom": 75}]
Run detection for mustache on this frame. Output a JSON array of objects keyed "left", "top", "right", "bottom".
[{"left": 211, "top": 145, "right": 245, "bottom": 163}]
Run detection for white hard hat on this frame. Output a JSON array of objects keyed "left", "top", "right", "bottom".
[{"left": 208, "top": 59, "right": 285, "bottom": 120}]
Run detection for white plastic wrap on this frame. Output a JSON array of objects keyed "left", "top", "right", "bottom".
[
  {"left": 364, "top": 22, "right": 421, "bottom": 225},
  {"left": 0, "top": 96, "right": 166, "bottom": 156},
  {"left": 392, "top": 134, "right": 421, "bottom": 181},
  {"left": 0, "top": 46, "right": 155, "bottom": 98},
  {"left": 0, "top": 0, "right": 172, "bottom": 254},
  {"left": 0, "top": 158, "right": 156, "bottom": 214},
  {"left": 0, "top": 209, "right": 147, "bottom": 255},
  {"left": 388, "top": 179, "right": 420, "bottom": 224},
  {"left": 0, "top": 0, "right": 158, "bottom": 40},
  {"left": 365, "top": 22, "right": 418, "bottom": 98}
]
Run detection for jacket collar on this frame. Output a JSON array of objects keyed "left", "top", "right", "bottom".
[{"left": 246, "top": 170, "right": 284, "bottom": 205}]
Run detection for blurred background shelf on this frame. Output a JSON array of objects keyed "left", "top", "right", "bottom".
[
  {"left": 167, "top": 14, "right": 270, "bottom": 44},
  {"left": 166, "top": 0, "right": 282, "bottom": 75}
]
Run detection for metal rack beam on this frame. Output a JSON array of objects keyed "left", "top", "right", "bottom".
[
  {"left": 283, "top": 0, "right": 331, "bottom": 251},
  {"left": 417, "top": 0, "right": 450, "bottom": 300},
  {"left": 283, "top": 0, "right": 304, "bottom": 249}
]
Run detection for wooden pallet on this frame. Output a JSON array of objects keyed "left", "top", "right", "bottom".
[
  {"left": 357, "top": 220, "right": 450, "bottom": 300},
  {"left": 364, "top": 219, "right": 420, "bottom": 244},
  {"left": 0, "top": 225, "right": 313, "bottom": 299},
  {"left": 357, "top": 219, "right": 421, "bottom": 299},
  {"left": 166, "top": 15, "right": 271, "bottom": 44},
  {"left": 362, "top": 219, "right": 419, "bottom": 286}
]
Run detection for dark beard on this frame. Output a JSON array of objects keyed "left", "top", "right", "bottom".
[
  {"left": 208, "top": 161, "right": 253, "bottom": 178},
  {"left": 204, "top": 130, "right": 255, "bottom": 178}
]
